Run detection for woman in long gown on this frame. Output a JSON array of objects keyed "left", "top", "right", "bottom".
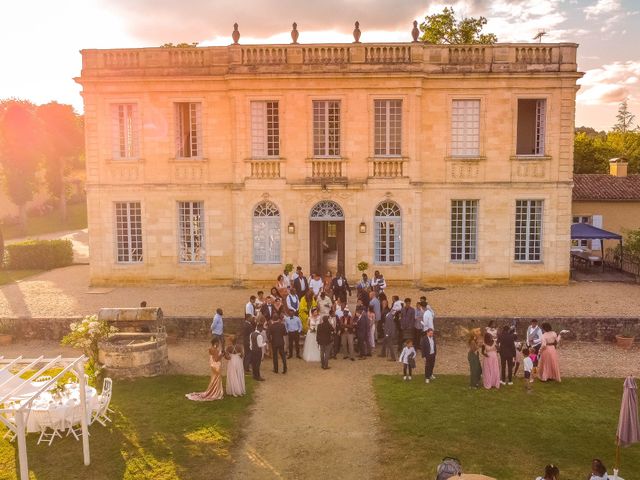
[
  {"left": 225, "top": 339, "right": 246, "bottom": 397},
  {"left": 186, "top": 339, "right": 224, "bottom": 401},
  {"left": 481, "top": 332, "right": 500, "bottom": 389},
  {"left": 538, "top": 322, "right": 562, "bottom": 382},
  {"left": 302, "top": 307, "right": 322, "bottom": 362}
]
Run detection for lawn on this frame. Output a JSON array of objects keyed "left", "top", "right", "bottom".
[
  {"left": 2, "top": 203, "right": 87, "bottom": 240},
  {"left": 374, "top": 375, "right": 640, "bottom": 479},
  {"left": 0, "top": 375, "right": 254, "bottom": 480},
  {"left": 0, "top": 270, "right": 43, "bottom": 286}
]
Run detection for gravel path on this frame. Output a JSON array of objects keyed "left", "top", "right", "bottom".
[{"left": 2, "top": 265, "right": 640, "bottom": 318}]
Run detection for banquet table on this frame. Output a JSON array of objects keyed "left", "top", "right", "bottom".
[{"left": 24, "top": 384, "right": 99, "bottom": 433}]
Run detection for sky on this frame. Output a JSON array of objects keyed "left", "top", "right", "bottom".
[{"left": 0, "top": 0, "right": 638, "bottom": 130}]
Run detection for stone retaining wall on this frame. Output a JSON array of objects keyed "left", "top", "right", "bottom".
[{"left": 2, "top": 316, "right": 638, "bottom": 343}]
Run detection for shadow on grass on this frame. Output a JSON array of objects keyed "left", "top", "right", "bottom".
[
  {"left": 1, "top": 375, "right": 254, "bottom": 480},
  {"left": 373, "top": 375, "right": 640, "bottom": 479}
]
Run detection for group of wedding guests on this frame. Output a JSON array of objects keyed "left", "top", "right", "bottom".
[
  {"left": 533, "top": 458, "right": 622, "bottom": 480},
  {"left": 466, "top": 318, "right": 563, "bottom": 390}
]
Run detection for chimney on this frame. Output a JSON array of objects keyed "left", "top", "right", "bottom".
[{"left": 609, "top": 158, "right": 628, "bottom": 177}]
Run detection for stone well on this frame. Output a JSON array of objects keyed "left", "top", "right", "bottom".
[{"left": 98, "top": 332, "right": 168, "bottom": 379}]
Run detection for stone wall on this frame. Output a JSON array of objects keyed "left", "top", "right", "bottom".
[{"left": 3, "top": 316, "right": 637, "bottom": 343}]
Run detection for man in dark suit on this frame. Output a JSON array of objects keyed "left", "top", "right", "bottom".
[
  {"left": 250, "top": 325, "right": 266, "bottom": 381},
  {"left": 268, "top": 315, "right": 287, "bottom": 374},
  {"left": 497, "top": 324, "right": 517, "bottom": 385},
  {"left": 316, "top": 315, "right": 334, "bottom": 369},
  {"left": 356, "top": 306, "right": 370, "bottom": 358},
  {"left": 421, "top": 328, "right": 436, "bottom": 384},
  {"left": 293, "top": 267, "right": 308, "bottom": 298},
  {"left": 331, "top": 272, "right": 351, "bottom": 304},
  {"left": 260, "top": 296, "right": 277, "bottom": 323},
  {"left": 242, "top": 314, "right": 255, "bottom": 373}
]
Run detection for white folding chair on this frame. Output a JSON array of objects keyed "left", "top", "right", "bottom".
[
  {"left": 1, "top": 408, "right": 17, "bottom": 442},
  {"left": 65, "top": 401, "right": 87, "bottom": 441},
  {"left": 91, "top": 378, "right": 113, "bottom": 426},
  {"left": 33, "top": 409, "right": 63, "bottom": 446}
]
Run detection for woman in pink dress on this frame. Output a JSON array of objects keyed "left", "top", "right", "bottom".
[
  {"left": 538, "top": 323, "right": 561, "bottom": 382},
  {"left": 225, "top": 337, "right": 246, "bottom": 397},
  {"left": 481, "top": 332, "right": 500, "bottom": 389},
  {"left": 186, "top": 339, "right": 224, "bottom": 401}
]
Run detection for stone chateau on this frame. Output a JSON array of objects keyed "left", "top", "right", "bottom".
[{"left": 77, "top": 25, "right": 581, "bottom": 285}]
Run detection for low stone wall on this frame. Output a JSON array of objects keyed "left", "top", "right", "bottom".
[{"left": 1, "top": 316, "right": 637, "bottom": 343}]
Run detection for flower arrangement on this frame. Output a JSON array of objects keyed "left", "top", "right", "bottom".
[
  {"left": 61, "top": 315, "right": 117, "bottom": 382},
  {"left": 357, "top": 261, "right": 369, "bottom": 272}
]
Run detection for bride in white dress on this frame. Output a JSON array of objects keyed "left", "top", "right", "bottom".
[{"left": 302, "top": 308, "right": 322, "bottom": 362}]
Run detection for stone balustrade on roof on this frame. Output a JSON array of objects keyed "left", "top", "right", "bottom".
[{"left": 79, "top": 42, "right": 579, "bottom": 78}]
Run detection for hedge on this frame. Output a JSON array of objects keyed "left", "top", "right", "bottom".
[{"left": 5, "top": 239, "right": 73, "bottom": 270}]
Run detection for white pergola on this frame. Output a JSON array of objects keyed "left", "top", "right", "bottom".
[{"left": 0, "top": 355, "right": 91, "bottom": 480}]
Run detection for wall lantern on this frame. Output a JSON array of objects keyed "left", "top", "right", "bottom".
[
  {"left": 359, "top": 221, "right": 367, "bottom": 234},
  {"left": 288, "top": 222, "right": 296, "bottom": 234}
]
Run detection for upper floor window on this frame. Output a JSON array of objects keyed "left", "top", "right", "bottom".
[
  {"left": 313, "top": 100, "right": 340, "bottom": 157},
  {"left": 178, "top": 201, "right": 205, "bottom": 263},
  {"left": 516, "top": 99, "right": 546, "bottom": 156},
  {"left": 251, "top": 101, "right": 279, "bottom": 158},
  {"left": 115, "top": 202, "right": 143, "bottom": 263},
  {"left": 175, "top": 102, "right": 202, "bottom": 158},
  {"left": 450, "top": 200, "right": 478, "bottom": 262},
  {"left": 451, "top": 100, "right": 480, "bottom": 156},
  {"left": 374, "top": 201, "right": 402, "bottom": 264},
  {"left": 515, "top": 199, "right": 543, "bottom": 262},
  {"left": 111, "top": 104, "right": 139, "bottom": 160},
  {"left": 253, "top": 201, "right": 281, "bottom": 264},
  {"left": 374, "top": 99, "right": 402, "bottom": 156}
]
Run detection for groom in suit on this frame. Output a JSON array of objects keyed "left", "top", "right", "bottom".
[
  {"left": 268, "top": 315, "right": 287, "bottom": 374},
  {"left": 420, "top": 328, "right": 437, "bottom": 384}
]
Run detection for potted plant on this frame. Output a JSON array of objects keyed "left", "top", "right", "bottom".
[
  {"left": 615, "top": 327, "right": 636, "bottom": 349},
  {"left": 357, "top": 261, "right": 369, "bottom": 273},
  {"left": 0, "top": 319, "right": 15, "bottom": 345}
]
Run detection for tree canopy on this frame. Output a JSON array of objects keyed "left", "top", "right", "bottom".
[{"left": 419, "top": 7, "right": 497, "bottom": 45}]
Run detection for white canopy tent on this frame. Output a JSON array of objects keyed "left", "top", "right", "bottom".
[{"left": 0, "top": 355, "right": 91, "bottom": 480}]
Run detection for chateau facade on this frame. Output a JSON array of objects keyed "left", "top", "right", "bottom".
[{"left": 77, "top": 38, "right": 581, "bottom": 285}]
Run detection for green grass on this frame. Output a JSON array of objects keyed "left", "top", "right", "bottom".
[
  {"left": 0, "top": 270, "right": 44, "bottom": 286},
  {"left": 374, "top": 375, "right": 640, "bottom": 479},
  {"left": 2, "top": 203, "right": 87, "bottom": 240},
  {"left": 0, "top": 375, "right": 254, "bottom": 480}
]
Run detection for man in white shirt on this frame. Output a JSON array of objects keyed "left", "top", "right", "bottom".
[
  {"left": 309, "top": 273, "right": 324, "bottom": 297},
  {"left": 245, "top": 295, "right": 256, "bottom": 318},
  {"left": 422, "top": 304, "right": 434, "bottom": 332},
  {"left": 526, "top": 319, "right": 543, "bottom": 352},
  {"left": 286, "top": 288, "right": 300, "bottom": 315},
  {"left": 250, "top": 325, "right": 266, "bottom": 381}
]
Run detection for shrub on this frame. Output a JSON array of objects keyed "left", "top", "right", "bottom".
[
  {"left": 357, "top": 261, "right": 369, "bottom": 272},
  {"left": 5, "top": 239, "right": 73, "bottom": 270},
  {"left": 284, "top": 263, "right": 294, "bottom": 274}
]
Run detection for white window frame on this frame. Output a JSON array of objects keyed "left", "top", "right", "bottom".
[
  {"left": 111, "top": 103, "right": 139, "bottom": 160},
  {"left": 516, "top": 99, "right": 546, "bottom": 156},
  {"left": 451, "top": 100, "right": 480, "bottom": 157},
  {"left": 374, "top": 201, "right": 402, "bottom": 265},
  {"left": 114, "top": 201, "right": 143, "bottom": 264},
  {"left": 313, "top": 100, "right": 341, "bottom": 157},
  {"left": 572, "top": 215, "right": 591, "bottom": 248},
  {"left": 253, "top": 201, "right": 281, "bottom": 264},
  {"left": 374, "top": 99, "right": 402, "bottom": 157},
  {"left": 450, "top": 200, "right": 478, "bottom": 262},
  {"left": 514, "top": 199, "right": 544, "bottom": 262},
  {"left": 251, "top": 101, "right": 279, "bottom": 158},
  {"left": 178, "top": 201, "right": 206, "bottom": 263},
  {"left": 175, "top": 102, "right": 202, "bottom": 159}
]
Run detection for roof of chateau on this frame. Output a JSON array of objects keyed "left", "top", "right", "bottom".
[{"left": 573, "top": 174, "right": 640, "bottom": 201}]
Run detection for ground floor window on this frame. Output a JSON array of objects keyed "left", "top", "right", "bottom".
[
  {"left": 374, "top": 201, "right": 402, "bottom": 264},
  {"left": 253, "top": 201, "right": 281, "bottom": 264},
  {"left": 515, "top": 199, "right": 543, "bottom": 262},
  {"left": 451, "top": 200, "right": 478, "bottom": 261},
  {"left": 178, "top": 201, "right": 205, "bottom": 263},
  {"left": 115, "top": 202, "right": 143, "bottom": 263},
  {"left": 572, "top": 215, "right": 591, "bottom": 248}
]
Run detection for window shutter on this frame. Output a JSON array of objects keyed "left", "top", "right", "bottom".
[
  {"left": 194, "top": 102, "right": 203, "bottom": 158},
  {"left": 174, "top": 104, "right": 182, "bottom": 158},
  {"left": 592, "top": 215, "right": 603, "bottom": 251},
  {"left": 111, "top": 104, "right": 120, "bottom": 159},
  {"left": 251, "top": 101, "right": 267, "bottom": 157},
  {"left": 131, "top": 104, "right": 140, "bottom": 158}
]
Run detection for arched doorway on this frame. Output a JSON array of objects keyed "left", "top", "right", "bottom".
[{"left": 309, "top": 200, "right": 345, "bottom": 276}]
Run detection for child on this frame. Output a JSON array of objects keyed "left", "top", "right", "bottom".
[
  {"left": 399, "top": 339, "right": 416, "bottom": 380},
  {"left": 528, "top": 348, "right": 538, "bottom": 377},
  {"left": 523, "top": 347, "right": 534, "bottom": 386},
  {"left": 513, "top": 341, "right": 523, "bottom": 378}
]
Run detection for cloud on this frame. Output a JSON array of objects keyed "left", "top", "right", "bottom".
[
  {"left": 577, "top": 61, "right": 640, "bottom": 106},
  {"left": 584, "top": 0, "right": 621, "bottom": 19}
]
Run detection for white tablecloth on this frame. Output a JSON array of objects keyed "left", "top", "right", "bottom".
[{"left": 25, "top": 384, "right": 99, "bottom": 433}]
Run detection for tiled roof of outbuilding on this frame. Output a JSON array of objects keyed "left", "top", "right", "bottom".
[{"left": 573, "top": 174, "right": 640, "bottom": 201}]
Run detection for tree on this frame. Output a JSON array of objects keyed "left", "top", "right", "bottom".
[
  {"left": 0, "top": 100, "right": 42, "bottom": 230},
  {"left": 612, "top": 100, "right": 636, "bottom": 133},
  {"left": 419, "top": 7, "right": 497, "bottom": 45},
  {"left": 37, "top": 102, "right": 84, "bottom": 221}
]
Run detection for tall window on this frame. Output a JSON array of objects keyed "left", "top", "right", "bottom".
[
  {"left": 178, "top": 201, "right": 205, "bottom": 263},
  {"left": 115, "top": 202, "right": 143, "bottom": 263},
  {"left": 374, "top": 99, "right": 402, "bottom": 156},
  {"left": 111, "top": 104, "right": 139, "bottom": 159},
  {"left": 313, "top": 100, "right": 340, "bottom": 156},
  {"left": 253, "top": 201, "right": 281, "bottom": 264},
  {"left": 515, "top": 200, "right": 543, "bottom": 262},
  {"left": 374, "top": 201, "right": 402, "bottom": 264},
  {"left": 175, "top": 102, "right": 202, "bottom": 158},
  {"left": 516, "top": 99, "right": 546, "bottom": 156},
  {"left": 451, "top": 100, "right": 480, "bottom": 156},
  {"left": 450, "top": 200, "right": 478, "bottom": 261},
  {"left": 251, "top": 101, "right": 279, "bottom": 157}
]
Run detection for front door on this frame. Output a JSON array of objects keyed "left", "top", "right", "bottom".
[{"left": 309, "top": 220, "right": 344, "bottom": 276}]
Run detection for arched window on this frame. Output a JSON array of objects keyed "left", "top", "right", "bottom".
[
  {"left": 309, "top": 200, "right": 344, "bottom": 220},
  {"left": 253, "top": 201, "right": 281, "bottom": 264},
  {"left": 374, "top": 201, "right": 402, "bottom": 264}
]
